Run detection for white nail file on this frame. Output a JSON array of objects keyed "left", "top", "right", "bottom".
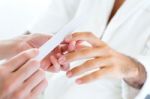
[{"left": 34, "top": 16, "right": 86, "bottom": 61}]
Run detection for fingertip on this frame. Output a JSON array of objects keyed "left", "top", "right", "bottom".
[
  {"left": 50, "top": 56, "right": 61, "bottom": 72},
  {"left": 66, "top": 71, "right": 72, "bottom": 78},
  {"left": 61, "top": 65, "right": 70, "bottom": 71},
  {"left": 54, "top": 64, "right": 61, "bottom": 72},
  {"left": 28, "top": 48, "right": 39, "bottom": 56},
  {"left": 61, "top": 62, "right": 70, "bottom": 71},
  {"left": 48, "top": 66, "right": 60, "bottom": 73},
  {"left": 76, "top": 79, "right": 83, "bottom": 85}
]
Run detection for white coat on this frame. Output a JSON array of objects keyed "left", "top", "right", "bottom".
[{"left": 29, "top": 0, "right": 150, "bottom": 99}]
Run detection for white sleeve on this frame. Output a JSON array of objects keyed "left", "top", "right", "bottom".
[
  {"left": 122, "top": 55, "right": 150, "bottom": 99},
  {"left": 28, "top": 0, "right": 81, "bottom": 34}
]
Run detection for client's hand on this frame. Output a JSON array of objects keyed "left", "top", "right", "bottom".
[{"left": 59, "top": 32, "right": 145, "bottom": 87}]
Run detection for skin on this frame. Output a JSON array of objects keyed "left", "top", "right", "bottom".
[
  {"left": 58, "top": 0, "right": 146, "bottom": 89},
  {"left": 108, "top": 0, "right": 125, "bottom": 23},
  {"left": 0, "top": 49, "right": 47, "bottom": 99},
  {"left": 0, "top": 2, "right": 145, "bottom": 98},
  {"left": 59, "top": 32, "right": 146, "bottom": 89},
  {"left": 0, "top": 33, "right": 70, "bottom": 99},
  {"left": 0, "top": 33, "right": 69, "bottom": 72}
]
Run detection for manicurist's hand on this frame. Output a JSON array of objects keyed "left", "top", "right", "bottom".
[
  {"left": 0, "top": 49, "right": 47, "bottom": 99},
  {"left": 0, "top": 33, "right": 69, "bottom": 72},
  {"left": 59, "top": 32, "right": 146, "bottom": 88}
]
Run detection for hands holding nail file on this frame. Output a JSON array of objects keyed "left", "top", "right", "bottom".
[{"left": 34, "top": 16, "right": 86, "bottom": 62}]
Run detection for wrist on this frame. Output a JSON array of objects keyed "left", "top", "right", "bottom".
[{"left": 124, "top": 57, "right": 147, "bottom": 89}]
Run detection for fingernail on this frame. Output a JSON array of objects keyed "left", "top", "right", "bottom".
[
  {"left": 67, "top": 71, "right": 72, "bottom": 78},
  {"left": 76, "top": 79, "right": 83, "bottom": 84}
]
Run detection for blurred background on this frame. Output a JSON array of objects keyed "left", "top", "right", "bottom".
[{"left": 0, "top": 0, "right": 51, "bottom": 40}]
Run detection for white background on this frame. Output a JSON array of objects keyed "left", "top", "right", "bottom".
[{"left": 0, "top": 0, "right": 51, "bottom": 40}]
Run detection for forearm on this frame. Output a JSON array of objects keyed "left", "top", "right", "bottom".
[
  {"left": 124, "top": 57, "right": 147, "bottom": 89},
  {"left": 0, "top": 40, "right": 17, "bottom": 59}
]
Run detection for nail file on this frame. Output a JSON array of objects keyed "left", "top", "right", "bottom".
[{"left": 34, "top": 16, "right": 86, "bottom": 61}]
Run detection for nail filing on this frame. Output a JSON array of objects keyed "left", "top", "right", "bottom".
[{"left": 34, "top": 16, "right": 86, "bottom": 61}]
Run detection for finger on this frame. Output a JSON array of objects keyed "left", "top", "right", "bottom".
[
  {"left": 67, "top": 40, "right": 85, "bottom": 51},
  {"left": 59, "top": 47, "right": 107, "bottom": 64},
  {"left": 24, "top": 69, "right": 45, "bottom": 92},
  {"left": 56, "top": 44, "right": 71, "bottom": 54},
  {"left": 71, "top": 32, "right": 106, "bottom": 47},
  {"left": 76, "top": 67, "right": 112, "bottom": 84},
  {"left": 68, "top": 40, "right": 76, "bottom": 51},
  {"left": 3, "top": 49, "right": 38, "bottom": 72},
  {"left": 50, "top": 55, "right": 61, "bottom": 72},
  {"left": 53, "top": 45, "right": 62, "bottom": 57},
  {"left": 76, "top": 45, "right": 91, "bottom": 50},
  {"left": 61, "top": 63, "right": 70, "bottom": 71},
  {"left": 41, "top": 56, "right": 52, "bottom": 70},
  {"left": 12, "top": 59, "right": 40, "bottom": 84},
  {"left": 61, "top": 44, "right": 69, "bottom": 53},
  {"left": 67, "top": 58, "right": 110, "bottom": 77},
  {"left": 47, "top": 66, "right": 59, "bottom": 73},
  {"left": 13, "top": 69, "right": 46, "bottom": 99},
  {"left": 29, "top": 79, "right": 48, "bottom": 99}
]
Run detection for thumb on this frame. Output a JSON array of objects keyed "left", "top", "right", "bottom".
[{"left": 27, "top": 33, "right": 52, "bottom": 48}]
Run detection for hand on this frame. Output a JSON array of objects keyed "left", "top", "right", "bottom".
[
  {"left": 59, "top": 32, "right": 144, "bottom": 86},
  {"left": 0, "top": 49, "right": 47, "bottom": 99},
  {"left": 8, "top": 33, "right": 69, "bottom": 72}
]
